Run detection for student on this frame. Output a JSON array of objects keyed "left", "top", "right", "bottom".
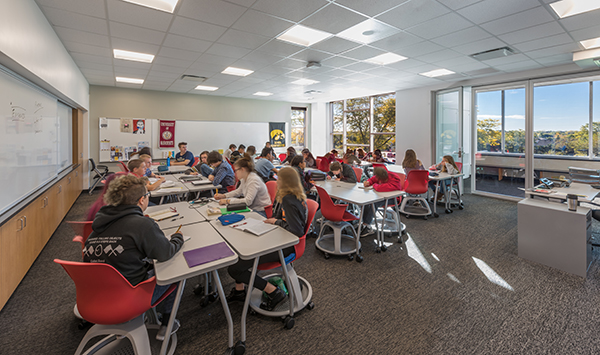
[
  {"left": 361, "top": 167, "right": 403, "bottom": 236},
  {"left": 263, "top": 142, "right": 275, "bottom": 161},
  {"left": 245, "top": 145, "right": 256, "bottom": 158},
  {"left": 214, "top": 156, "right": 271, "bottom": 217},
  {"left": 230, "top": 144, "right": 245, "bottom": 163},
  {"left": 129, "top": 146, "right": 152, "bottom": 160},
  {"left": 206, "top": 151, "right": 235, "bottom": 193},
  {"left": 281, "top": 146, "right": 297, "bottom": 165},
  {"left": 356, "top": 148, "right": 366, "bottom": 160},
  {"left": 330, "top": 149, "right": 339, "bottom": 159},
  {"left": 402, "top": 149, "right": 425, "bottom": 176},
  {"left": 128, "top": 159, "right": 164, "bottom": 191},
  {"left": 227, "top": 167, "right": 308, "bottom": 311},
  {"left": 255, "top": 147, "right": 278, "bottom": 182},
  {"left": 429, "top": 155, "right": 460, "bottom": 200},
  {"left": 301, "top": 148, "right": 317, "bottom": 168},
  {"left": 342, "top": 152, "right": 361, "bottom": 166},
  {"left": 291, "top": 155, "right": 313, "bottom": 193},
  {"left": 86, "top": 172, "right": 126, "bottom": 221},
  {"left": 139, "top": 154, "right": 157, "bottom": 178},
  {"left": 191, "top": 150, "right": 213, "bottom": 177},
  {"left": 322, "top": 152, "right": 336, "bottom": 165},
  {"left": 371, "top": 149, "right": 386, "bottom": 163},
  {"left": 172, "top": 142, "right": 194, "bottom": 167},
  {"left": 327, "top": 161, "right": 357, "bottom": 183},
  {"left": 84, "top": 175, "right": 184, "bottom": 340},
  {"left": 223, "top": 144, "right": 236, "bottom": 162}
]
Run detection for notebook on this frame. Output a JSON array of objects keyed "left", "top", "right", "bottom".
[
  {"left": 191, "top": 179, "right": 213, "bottom": 185},
  {"left": 183, "top": 242, "right": 235, "bottom": 268},
  {"left": 229, "top": 218, "right": 277, "bottom": 236},
  {"left": 147, "top": 209, "right": 178, "bottom": 221}
]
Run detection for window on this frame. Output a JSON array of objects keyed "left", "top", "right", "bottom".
[
  {"left": 476, "top": 88, "right": 525, "bottom": 154},
  {"left": 290, "top": 107, "right": 306, "bottom": 148},
  {"left": 330, "top": 93, "right": 396, "bottom": 159}
]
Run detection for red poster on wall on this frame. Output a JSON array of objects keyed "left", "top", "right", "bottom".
[{"left": 159, "top": 120, "right": 176, "bottom": 148}]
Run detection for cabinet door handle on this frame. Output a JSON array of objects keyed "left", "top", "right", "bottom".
[
  {"left": 16, "top": 218, "right": 23, "bottom": 232},
  {"left": 75, "top": 171, "right": 78, "bottom": 177},
  {"left": 45, "top": 197, "right": 48, "bottom": 207},
  {"left": 68, "top": 176, "right": 71, "bottom": 184},
  {"left": 58, "top": 185, "right": 62, "bottom": 193},
  {"left": 23, "top": 215, "right": 26, "bottom": 227}
]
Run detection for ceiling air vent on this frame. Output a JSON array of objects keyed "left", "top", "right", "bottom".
[
  {"left": 304, "top": 90, "right": 322, "bottom": 95},
  {"left": 306, "top": 61, "right": 321, "bottom": 69},
  {"left": 470, "top": 47, "right": 516, "bottom": 61},
  {"left": 180, "top": 74, "right": 207, "bottom": 82}
]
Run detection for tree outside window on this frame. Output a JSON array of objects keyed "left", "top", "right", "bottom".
[{"left": 291, "top": 107, "right": 306, "bottom": 148}]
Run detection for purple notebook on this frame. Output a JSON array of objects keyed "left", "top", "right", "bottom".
[{"left": 183, "top": 242, "right": 235, "bottom": 268}]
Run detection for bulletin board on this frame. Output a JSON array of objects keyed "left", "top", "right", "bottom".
[{"left": 98, "top": 117, "right": 153, "bottom": 162}]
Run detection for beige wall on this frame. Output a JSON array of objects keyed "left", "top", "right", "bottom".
[{"left": 89, "top": 85, "right": 311, "bottom": 165}]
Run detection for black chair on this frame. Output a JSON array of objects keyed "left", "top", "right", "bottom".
[{"left": 89, "top": 158, "right": 110, "bottom": 195}]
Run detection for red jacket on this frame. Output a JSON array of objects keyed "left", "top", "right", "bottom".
[{"left": 367, "top": 172, "right": 403, "bottom": 192}]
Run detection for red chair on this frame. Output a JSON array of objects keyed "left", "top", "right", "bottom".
[
  {"left": 314, "top": 186, "right": 360, "bottom": 261},
  {"left": 67, "top": 221, "right": 94, "bottom": 258},
  {"left": 278, "top": 153, "right": 287, "bottom": 163},
  {"left": 252, "top": 199, "right": 319, "bottom": 317},
  {"left": 399, "top": 170, "right": 432, "bottom": 219},
  {"left": 317, "top": 158, "right": 330, "bottom": 172},
  {"left": 194, "top": 157, "right": 200, "bottom": 166},
  {"left": 118, "top": 161, "right": 129, "bottom": 172},
  {"left": 54, "top": 259, "right": 177, "bottom": 355},
  {"left": 352, "top": 166, "right": 363, "bottom": 182},
  {"left": 265, "top": 180, "right": 277, "bottom": 204},
  {"left": 315, "top": 157, "right": 322, "bottom": 170}
]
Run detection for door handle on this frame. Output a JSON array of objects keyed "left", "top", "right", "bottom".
[
  {"left": 23, "top": 215, "right": 27, "bottom": 227},
  {"left": 16, "top": 218, "right": 23, "bottom": 232}
]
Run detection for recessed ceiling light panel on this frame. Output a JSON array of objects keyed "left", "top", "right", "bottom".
[
  {"left": 550, "top": 0, "right": 600, "bottom": 18},
  {"left": 221, "top": 67, "right": 254, "bottom": 77},
  {"left": 419, "top": 69, "right": 455, "bottom": 78},
  {"left": 113, "top": 49, "right": 155, "bottom": 63},
  {"left": 277, "top": 25, "right": 332, "bottom": 47},
  {"left": 253, "top": 92, "right": 273, "bottom": 96},
  {"left": 365, "top": 52, "right": 407, "bottom": 65},
  {"left": 116, "top": 77, "right": 144, "bottom": 84},
  {"left": 336, "top": 19, "right": 399, "bottom": 44},
  {"left": 580, "top": 36, "right": 600, "bottom": 49},
  {"left": 121, "top": 0, "right": 179, "bottom": 13},
  {"left": 195, "top": 85, "right": 219, "bottom": 91},
  {"left": 292, "top": 78, "right": 319, "bottom": 85}
]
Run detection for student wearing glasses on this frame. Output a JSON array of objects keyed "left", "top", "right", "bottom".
[
  {"left": 84, "top": 175, "right": 184, "bottom": 341},
  {"left": 127, "top": 158, "right": 164, "bottom": 191},
  {"left": 206, "top": 151, "right": 235, "bottom": 193},
  {"left": 214, "top": 156, "right": 271, "bottom": 217}
]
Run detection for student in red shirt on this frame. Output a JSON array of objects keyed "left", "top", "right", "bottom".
[{"left": 360, "top": 167, "right": 403, "bottom": 236}]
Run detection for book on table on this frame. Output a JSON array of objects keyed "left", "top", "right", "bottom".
[
  {"left": 229, "top": 218, "right": 277, "bottom": 236},
  {"left": 191, "top": 179, "right": 213, "bottom": 185},
  {"left": 147, "top": 209, "right": 178, "bottom": 221}
]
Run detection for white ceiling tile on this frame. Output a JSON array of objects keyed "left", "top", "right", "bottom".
[
  {"left": 396, "top": 41, "right": 444, "bottom": 57},
  {"left": 376, "top": 0, "right": 449, "bottom": 30},
  {"left": 341, "top": 46, "right": 386, "bottom": 60},
  {"left": 158, "top": 46, "right": 203, "bottom": 61},
  {"left": 37, "top": 0, "right": 106, "bottom": 17},
  {"left": 534, "top": 53, "right": 573, "bottom": 66},
  {"left": 342, "top": 61, "right": 379, "bottom": 72},
  {"left": 498, "top": 22, "right": 566, "bottom": 45},
  {"left": 40, "top": 6, "right": 108, "bottom": 35},
  {"left": 145, "top": 76, "right": 177, "bottom": 84},
  {"left": 225, "top": 0, "right": 258, "bottom": 8},
  {"left": 146, "top": 71, "right": 181, "bottom": 80},
  {"left": 493, "top": 60, "right": 542, "bottom": 72},
  {"left": 205, "top": 43, "right": 252, "bottom": 59},
  {"left": 301, "top": 3, "right": 368, "bottom": 34},
  {"left": 433, "top": 55, "right": 481, "bottom": 68},
  {"left": 71, "top": 52, "right": 113, "bottom": 65},
  {"left": 414, "top": 49, "right": 463, "bottom": 64},
  {"left": 150, "top": 64, "right": 186, "bottom": 74},
  {"left": 568, "top": 24, "right": 600, "bottom": 42},
  {"left": 163, "top": 34, "right": 212, "bottom": 53},
  {"left": 403, "top": 63, "right": 440, "bottom": 74},
  {"left": 323, "top": 68, "right": 356, "bottom": 77},
  {"left": 85, "top": 76, "right": 115, "bottom": 85},
  {"left": 54, "top": 26, "right": 110, "bottom": 48},
  {"left": 109, "top": 22, "right": 165, "bottom": 45},
  {"left": 106, "top": 0, "right": 173, "bottom": 31},
  {"left": 259, "top": 66, "right": 294, "bottom": 75},
  {"left": 113, "top": 66, "right": 149, "bottom": 77},
  {"left": 231, "top": 9, "right": 294, "bottom": 37},
  {"left": 142, "top": 83, "right": 171, "bottom": 91},
  {"left": 386, "top": 58, "right": 427, "bottom": 70},
  {"left": 217, "top": 29, "right": 271, "bottom": 50},
  {"left": 310, "top": 37, "right": 361, "bottom": 55},
  {"left": 559, "top": 9, "right": 600, "bottom": 32},
  {"left": 480, "top": 7, "right": 555, "bottom": 36},
  {"left": 230, "top": 59, "right": 267, "bottom": 71},
  {"left": 453, "top": 37, "right": 506, "bottom": 55},
  {"left": 153, "top": 56, "right": 194, "bottom": 68},
  {"left": 251, "top": 0, "right": 328, "bottom": 22},
  {"left": 256, "top": 40, "right": 304, "bottom": 57},
  {"left": 321, "top": 56, "right": 358, "bottom": 68},
  {"left": 406, "top": 12, "right": 472, "bottom": 40},
  {"left": 525, "top": 43, "right": 581, "bottom": 59},
  {"left": 77, "top": 61, "right": 114, "bottom": 71},
  {"left": 195, "top": 54, "right": 238, "bottom": 67},
  {"left": 369, "top": 32, "right": 423, "bottom": 52},
  {"left": 63, "top": 41, "right": 111, "bottom": 57},
  {"left": 362, "top": 66, "right": 398, "bottom": 76},
  {"left": 457, "top": 0, "right": 540, "bottom": 25},
  {"left": 513, "top": 33, "right": 574, "bottom": 53},
  {"left": 178, "top": 0, "right": 247, "bottom": 27},
  {"left": 481, "top": 53, "right": 529, "bottom": 66},
  {"left": 334, "top": 0, "right": 406, "bottom": 17},
  {"left": 189, "top": 61, "right": 233, "bottom": 73},
  {"left": 201, "top": 77, "right": 240, "bottom": 86},
  {"left": 290, "top": 49, "right": 334, "bottom": 63},
  {"left": 247, "top": 71, "right": 277, "bottom": 80},
  {"left": 273, "top": 58, "right": 307, "bottom": 70},
  {"left": 430, "top": 26, "right": 491, "bottom": 48},
  {"left": 242, "top": 51, "right": 284, "bottom": 65},
  {"left": 81, "top": 68, "right": 114, "bottom": 77},
  {"left": 110, "top": 38, "right": 160, "bottom": 55},
  {"left": 439, "top": 0, "right": 482, "bottom": 10},
  {"left": 169, "top": 16, "right": 228, "bottom": 42}
]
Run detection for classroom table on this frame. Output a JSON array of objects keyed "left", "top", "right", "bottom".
[
  {"left": 152, "top": 165, "right": 190, "bottom": 174},
  {"left": 385, "top": 165, "right": 405, "bottom": 175},
  {"left": 145, "top": 201, "right": 206, "bottom": 230},
  {"left": 154, "top": 223, "right": 238, "bottom": 355},
  {"left": 150, "top": 175, "right": 187, "bottom": 204},
  {"left": 428, "top": 171, "right": 464, "bottom": 217},
  {"left": 209, "top": 213, "right": 299, "bottom": 355},
  {"left": 172, "top": 173, "right": 221, "bottom": 197}
]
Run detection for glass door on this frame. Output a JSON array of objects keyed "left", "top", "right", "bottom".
[{"left": 435, "top": 88, "right": 463, "bottom": 169}]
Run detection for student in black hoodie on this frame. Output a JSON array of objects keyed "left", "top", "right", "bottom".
[
  {"left": 227, "top": 167, "right": 308, "bottom": 311},
  {"left": 326, "top": 161, "right": 357, "bottom": 183},
  {"left": 84, "top": 174, "right": 184, "bottom": 341}
]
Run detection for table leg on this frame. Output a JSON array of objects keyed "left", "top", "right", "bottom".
[
  {"left": 160, "top": 196, "right": 165, "bottom": 204},
  {"left": 159, "top": 279, "right": 186, "bottom": 355},
  {"left": 433, "top": 181, "right": 440, "bottom": 217},
  {"left": 212, "top": 270, "right": 234, "bottom": 350},
  {"left": 373, "top": 203, "right": 381, "bottom": 253},
  {"left": 355, "top": 206, "right": 364, "bottom": 262},
  {"left": 278, "top": 250, "right": 295, "bottom": 318},
  {"left": 241, "top": 258, "right": 260, "bottom": 344}
]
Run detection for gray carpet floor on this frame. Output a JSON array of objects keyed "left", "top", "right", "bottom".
[{"left": 1, "top": 190, "right": 600, "bottom": 354}]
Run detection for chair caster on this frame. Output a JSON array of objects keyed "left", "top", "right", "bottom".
[
  {"left": 445, "top": 209, "right": 452, "bottom": 214},
  {"left": 283, "top": 316, "right": 295, "bottom": 329},
  {"left": 433, "top": 213, "right": 439, "bottom": 218},
  {"left": 208, "top": 292, "right": 219, "bottom": 302},
  {"left": 356, "top": 254, "right": 364, "bottom": 263},
  {"left": 347, "top": 254, "right": 354, "bottom": 261},
  {"left": 401, "top": 229, "right": 406, "bottom": 235},
  {"left": 324, "top": 252, "right": 330, "bottom": 260},
  {"left": 405, "top": 215, "right": 410, "bottom": 219},
  {"left": 249, "top": 308, "right": 257, "bottom": 315},
  {"left": 375, "top": 247, "right": 381, "bottom": 253},
  {"left": 306, "top": 301, "right": 315, "bottom": 310},
  {"left": 234, "top": 340, "right": 246, "bottom": 355},
  {"left": 458, "top": 205, "right": 464, "bottom": 210},
  {"left": 192, "top": 283, "right": 204, "bottom": 296},
  {"left": 381, "top": 245, "right": 388, "bottom": 252},
  {"left": 77, "top": 320, "right": 91, "bottom": 330},
  {"left": 423, "top": 216, "right": 428, "bottom": 220}
]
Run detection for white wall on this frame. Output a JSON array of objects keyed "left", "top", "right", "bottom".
[
  {"left": 310, "top": 102, "right": 328, "bottom": 155},
  {"left": 0, "top": 0, "right": 89, "bottom": 110}
]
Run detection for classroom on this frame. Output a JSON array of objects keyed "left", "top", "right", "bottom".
[{"left": 3, "top": 0, "right": 600, "bottom": 354}]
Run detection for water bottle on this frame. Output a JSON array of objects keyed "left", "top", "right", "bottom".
[{"left": 167, "top": 156, "right": 171, "bottom": 167}]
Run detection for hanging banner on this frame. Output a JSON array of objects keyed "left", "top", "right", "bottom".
[
  {"left": 269, "top": 122, "right": 286, "bottom": 148},
  {"left": 159, "top": 120, "right": 176, "bottom": 148}
]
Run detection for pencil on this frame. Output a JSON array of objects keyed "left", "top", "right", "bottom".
[{"left": 175, "top": 224, "right": 182, "bottom": 234}]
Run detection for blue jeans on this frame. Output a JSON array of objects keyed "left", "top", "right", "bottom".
[
  {"left": 148, "top": 269, "right": 176, "bottom": 314},
  {"left": 256, "top": 210, "right": 267, "bottom": 218},
  {"left": 429, "top": 180, "right": 450, "bottom": 194},
  {"left": 362, "top": 199, "right": 396, "bottom": 225}
]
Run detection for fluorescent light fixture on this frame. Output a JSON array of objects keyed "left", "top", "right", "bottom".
[
  {"left": 113, "top": 49, "right": 154, "bottom": 63},
  {"left": 221, "top": 67, "right": 254, "bottom": 77},
  {"left": 365, "top": 52, "right": 407, "bottom": 65},
  {"left": 194, "top": 85, "right": 218, "bottom": 91},
  {"left": 121, "top": 0, "right": 179, "bottom": 13},
  {"left": 549, "top": 0, "right": 600, "bottom": 18},
  {"left": 419, "top": 69, "right": 455, "bottom": 78},
  {"left": 277, "top": 25, "right": 332, "bottom": 47},
  {"left": 116, "top": 77, "right": 144, "bottom": 84},
  {"left": 337, "top": 19, "right": 399, "bottom": 44},
  {"left": 291, "top": 78, "right": 319, "bottom": 85},
  {"left": 580, "top": 36, "right": 600, "bottom": 49},
  {"left": 253, "top": 92, "right": 273, "bottom": 96}
]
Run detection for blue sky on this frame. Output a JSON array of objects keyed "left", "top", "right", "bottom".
[{"left": 476, "top": 82, "right": 598, "bottom": 131}]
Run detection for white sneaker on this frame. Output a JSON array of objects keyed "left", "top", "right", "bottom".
[{"left": 156, "top": 319, "right": 180, "bottom": 341}]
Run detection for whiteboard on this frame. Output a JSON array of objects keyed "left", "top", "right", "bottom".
[
  {"left": 0, "top": 67, "right": 59, "bottom": 216},
  {"left": 99, "top": 117, "right": 153, "bottom": 162},
  {"left": 151, "top": 120, "right": 271, "bottom": 158}
]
